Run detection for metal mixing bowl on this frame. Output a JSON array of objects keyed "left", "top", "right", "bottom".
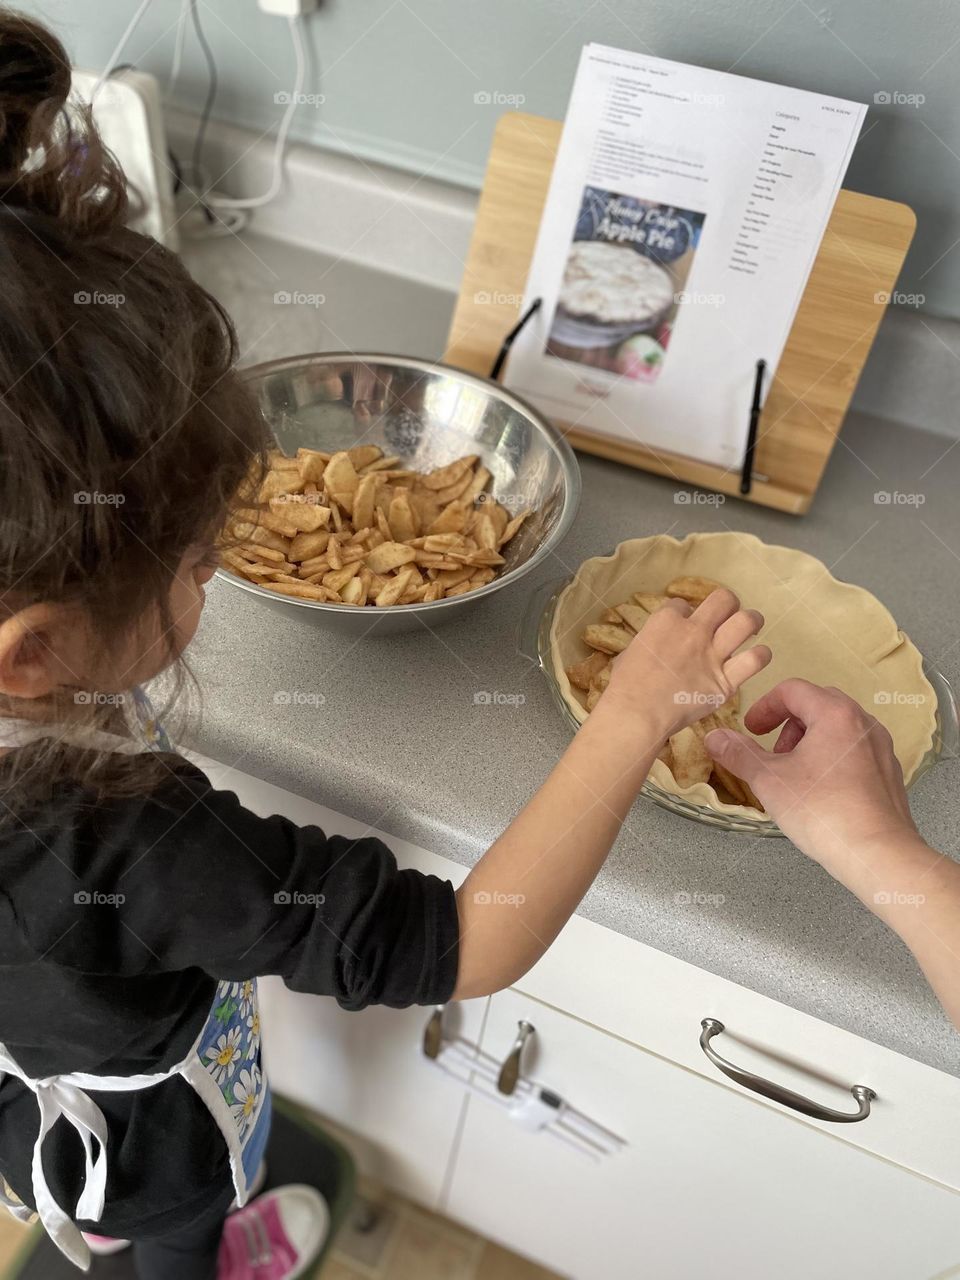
[{"left": 216, "top": 353, "right": 581, "bottom": 635}]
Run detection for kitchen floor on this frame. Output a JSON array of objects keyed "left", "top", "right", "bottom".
[
  {"left": 0, "top": 1162, "right": 559, "bottom": 1280},
  {"left": 326, "top": 1176, "right": 560, "bottom": 1280}
]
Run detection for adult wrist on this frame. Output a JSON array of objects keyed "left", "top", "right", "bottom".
[
  {"left": 837, "top": 823, "right": 929, "bottom": 870},
  {"left": 817, "top": 825, "right": 934, "bottom": 905}
]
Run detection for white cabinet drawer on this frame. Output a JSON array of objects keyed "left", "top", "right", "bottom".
[
  {"left": 445, "top": 989, "right": 960, "bottom": 1280},
  {"left": 199, "top": 754, "right": 960, "bottom": 1191},
  {"left": 512, "top": 911, "right": 960, "bottom": 1190}
]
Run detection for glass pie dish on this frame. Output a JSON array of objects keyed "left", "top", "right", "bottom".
[{"left": 518, "top": 572, "right": 960, "bottom": 837}]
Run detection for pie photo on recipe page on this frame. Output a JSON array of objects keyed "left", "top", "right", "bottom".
[{"left": 545, "top": 186, "right": 706, "bottom": 381}]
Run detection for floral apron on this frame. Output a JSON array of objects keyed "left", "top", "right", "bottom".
[{"left": 0, "top": 689, "right": 272, "bottom": 1271}]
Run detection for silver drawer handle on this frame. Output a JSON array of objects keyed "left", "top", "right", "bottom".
[
  {"left": 497, "top": 1020, "right": 536, "bottom": 1095},
  {"left": 422, "top": 1005, "right": 444, "bottom": 1060},
  {"left": 700, "top": 1019, "right": 876, "bottom": 1124}
]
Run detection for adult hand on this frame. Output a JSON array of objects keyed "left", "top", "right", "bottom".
[
  {"left": 703, "top": 678, "right": 919, "bottom": 867},
  {"left": 705, "top": 678, "right": 960, "bottom": 1034}
]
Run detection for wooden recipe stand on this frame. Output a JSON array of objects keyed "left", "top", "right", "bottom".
[{"left": 444, "top": 112, "right": 916, "bottom": 515}]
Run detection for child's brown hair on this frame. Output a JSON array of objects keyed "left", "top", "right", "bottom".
[{"left": 0, "top": 10, "right": 269, "bottom": 814}]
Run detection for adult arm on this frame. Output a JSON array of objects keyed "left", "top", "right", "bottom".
[{"left": 705, "top": 679, "right": 960, "bottom": 1029}]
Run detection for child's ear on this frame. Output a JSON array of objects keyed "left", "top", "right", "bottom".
[{"left": 0, "top": 604, "right": 70, "bottom": 699}]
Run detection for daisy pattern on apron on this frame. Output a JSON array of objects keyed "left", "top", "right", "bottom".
[{"left": 196, "top": 979, "right": 273, "bottom": 1193}]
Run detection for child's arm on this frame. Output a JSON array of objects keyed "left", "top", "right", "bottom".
[
  {"left": 452, "top": 590, "right": 770, "bottom": 999},
  {"left": 41, "top": 592, "right": 764, "bottom": 1015},
  {"left": 705, "top": 679, "right": 960, "bottom": 1030}
]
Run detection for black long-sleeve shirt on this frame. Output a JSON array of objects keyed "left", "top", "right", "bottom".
[{"left": 0, "top": 760, "right": 459, "bottom": 1238}]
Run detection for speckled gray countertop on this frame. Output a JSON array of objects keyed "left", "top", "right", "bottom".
[
  {"left": 185, "top": 393, "right": 960, "bottom": 1077},
  {"left": 177, "top": 230, "right": 960, "bottom": 1073}
]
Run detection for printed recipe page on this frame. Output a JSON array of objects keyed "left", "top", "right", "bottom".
[{"left": 504, "top": 44, "right": 866, "bottom": 469}]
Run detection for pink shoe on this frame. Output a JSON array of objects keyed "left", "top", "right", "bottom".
[
  {"left": 82, "top": 1160, "right": 271, "bottom": 1257},
  {"left": 218, "top": 1186, "right": 328, "bottom": 1280}
]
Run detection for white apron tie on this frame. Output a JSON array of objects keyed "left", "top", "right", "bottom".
[
  {"left": 31, "top": 1077, "right": 109, "bottom": 1268},
  {"left": 0, "top": 1049, "right": 117, "bottom": 1270},
  {"left": 0, "top": 978, "right": 269, "bottom": 1272},
  {"left": 0, "top": 1050, "right": 180, "bottom": 1271}
]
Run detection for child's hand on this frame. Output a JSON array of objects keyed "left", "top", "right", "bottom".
[
  {"left": 456, "top": 588, "right": 768, "bottom": 1001},
  {"left": 604, "top": 590, "right": 770, "bottom": 735}
]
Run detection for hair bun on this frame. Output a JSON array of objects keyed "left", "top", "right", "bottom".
[
  {"left": 0, "top": 9, "right": 127, "bottom": 234},
  {"left": 0, "top": 13, "right": 70, "bottom": 172}
]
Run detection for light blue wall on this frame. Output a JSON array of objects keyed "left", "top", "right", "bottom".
[{"left": 17, "top": 0, "right": 960, "bottom": 317}]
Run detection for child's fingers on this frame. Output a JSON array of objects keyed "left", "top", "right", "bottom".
[
  {"left": 712, "top": 608, "right": 764, "bottom": 660},
  {"left": 660, "top": 596, "right": 693, "bottom": 618},
  {"left": 691, "top": 587, "right": 739, "bottom": 630},
  {"left": 722, "top": 643, "right": 772, "bottom": 690}
]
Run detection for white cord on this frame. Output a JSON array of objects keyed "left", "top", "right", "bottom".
[
  {"left": 167, "top": 0, "right": 191, "bottom": 93},
  {"left": 204, "top": 14, "right": 306, "bottom": 211},
  {"left": 184, "top": 206, "right": 249, "bottom": 237},
  {"left": 90, "top": 0, "right": 156, "bottom": 101}
]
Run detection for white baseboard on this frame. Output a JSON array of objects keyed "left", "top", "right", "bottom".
[
  {"left": 164, "top": 110, "right": 960, "bottom": 441},
  {"left": 165, "top": 107, "right": 477, "bottom": 293}
]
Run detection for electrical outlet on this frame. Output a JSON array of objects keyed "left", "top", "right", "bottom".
[{"left": 258, "top": 0, "right": 318, "bottom": 14}]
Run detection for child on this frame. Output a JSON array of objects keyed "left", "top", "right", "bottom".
[{"left": 0, "top": 12, "right": 769, "bottom": 1279}]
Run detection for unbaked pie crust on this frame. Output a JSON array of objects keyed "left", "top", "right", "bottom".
[{"left": 550, "top": 532, "right": 937, "bottom": 819}]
